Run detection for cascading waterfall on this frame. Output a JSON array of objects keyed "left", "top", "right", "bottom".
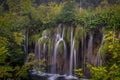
[
  {"left": 33, "top": 25, "right": 105, "bottom": 80},
  {"left": 51, "top": 24, "right": 67, "bottom": 74},
  {"left": 35, "top": 30, "right": 48, "bottom": 67},
  {"left": 51, "top": 38, "right": 66, "bottom": 73},
  {"left": 69, "top": 27, "right": 74, "bottom": 75}
]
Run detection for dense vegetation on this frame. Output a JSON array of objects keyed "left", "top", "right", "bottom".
[{"left": 0, "top": 0, "right": 120, "bottom": 80}]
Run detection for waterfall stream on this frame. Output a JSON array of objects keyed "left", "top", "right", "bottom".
[
  {"left": 95, "top": 34, "right": 105, "bottom": 66},
  {"left": 87, "top": 33, "right": 93, "bottom": 63},
  {"left": 69, "top": 27, "right": 74, "bottom": 75}
]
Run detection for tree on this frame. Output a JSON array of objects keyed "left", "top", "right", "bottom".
[{"left": 58, "top": 0, "right": 76, "bottom": 24}]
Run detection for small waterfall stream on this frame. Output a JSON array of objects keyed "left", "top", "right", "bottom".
[
  {"left": 74, "top": 49, "right": 77, "bottom": 70},
  {"left": 87, "top": 33, "right": 93, "bottom": 63},
  {"left": 35, "top": 30, "right": 48, "bottom": 68},
  {"left": 95, "top": 34, "right": 105, "bottom": 66},
  {"left": 69, "top": 27, "right": 74, "bottom": 75}
]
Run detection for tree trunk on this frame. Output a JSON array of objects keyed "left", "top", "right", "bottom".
[{"left": 24, "top": 26, "right": 28, "bottom": 62}]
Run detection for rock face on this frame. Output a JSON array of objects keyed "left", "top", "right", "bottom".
[{"left": 34, "top": 24, "right": 104, "bottom": 78}]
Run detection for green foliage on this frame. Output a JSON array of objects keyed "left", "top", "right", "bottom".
[
  {"left": 35, "top": 58, "right": 46, "bottom": 72},
  {"left": 58, "top": 41, "right": 64, "bottom": 54},
  {"left": 108, "top": 64, "right": 120, "bottom": 80},
  {"left": 32, "top": 2, "right": 61, "bottom": 26},
  {"left": 0, "top": 6, "right": 4, "bottom": 15},
  {"left": 74, "top": 26, "right": 85, "bottom": 49},
  {"left": 107, "top": 10, "right": 120, "bottom": 30},
  {"left": 89, "top": 31, "right": 120, "bottom": 80},
  {"left": 102, "top": 31, "right": 120, "bottom": 59},
  {"left": 74, "top": 68, "right": 84, "bottom": 78},
  {"left": 0, "top": 47, "right": 8, "bottom": 63},
  {"left": 0, "top": 66, "right": 13, "bottom": 78},
  {"left": 74, "top": 8, "right": 87, "bottom": 26},
  {"left": 58, "top": 0, "right": 76, "bottom": 24},
  {"left": 13, "top": 32, "right": 24, "bottom": 46},
  {"left": 7, "top": 0, "right": 35, "bottom": 14},
  {"left": 9, "top": 49, "right": 25, "bottom": 66},
  {"left": 87, "top": 64, "right": 107, "bottom": 80},
  {"left": 65, "top": 27, "right": 71, "bottom": 43},
  {"left": 20, "top": 0, "right": 35, "bottom": 15},
  {"left": 15, "top": 53, "right": 36, "bottom": 79},
  {"left": 0, "top": 37, "right": 8, "bottom": 64},
  {"left": 0, "top": 0, "right": 120, "bottom": 80},
  {"left": 29, "top": 34, "right": 40, "bottom": 44},
  {"left": 48, "top": 39, "right": 53, "bottom": 53},
  {"left": 0, "top": 37, "right": 13, "bottom": 79},
  {"left": 0, "top": 1, "right": 34, "bottom": 79}
]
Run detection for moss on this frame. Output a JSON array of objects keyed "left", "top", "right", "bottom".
[
  {"left": 47, "top": 28, "right": 55, "bottom": 38},
  {"left": 37, "top": 37, "right": 47, "bottom": 45},
  {"left": 74, "top": 38, "right": 79, "bottom": 49},
  {"left": 48, "top": 39, "right": 53, "bottom": 54},
  {"left": 74, "top": 25, "right": 87, "bottom": 49},
  {"left": 29, "top": 34, "right": 40, "bottom": 44},
  {"left": 66, "top": 27, "right": 71, "bottom": 44},
  {"left": 58, "top": 41, "right": 64, "bottom": 54},
  {"left": 100, "top": 43, "right": 108, "bottom": 58},
  {"left": 77, "top": 25, "right": 87, "bottom": 39}
]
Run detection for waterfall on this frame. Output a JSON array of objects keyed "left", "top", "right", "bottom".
[
  {"left": 95, "top": 34, "right": 105, "bottom": 66},
  {"left": 35, "top": 43, "right": 39, "bottom": 62},
  {"left": 74, "top": 49, "right": 77, "bottom": 69},
  {"left": 51, "top": 24, "right": 67, "bottom": 74},
  {"left": 33, "top": 25, "right": 106, "bottom": 80},
  {"left": 51, "top": 38, "right": 66, "bottom": 73},
  {"left": 35, "top": 30, "right": 48, "bottom": 67},
  {"left": 69, "top": 27, "right": 75, "bottom": 75},
  {"left": 62, "top": 27, "right": 65, "bottom": 38},
  {"left": 55, "top": 24, "right": 62, "bottom": 42},
  {"left": 87, "top": 33, "right": 93, "bottom": 63},
  {"left": 81, "top": 34, "right": 85, "bottom": 72}
]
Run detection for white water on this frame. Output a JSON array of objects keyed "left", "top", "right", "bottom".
[
  {"left": 74, "top": 49, "right": 77, "bottom": 69},
  {"left": 69, "top": 27, "right": 75, "bottom": 75},
  {"left": 51, "top": 24, "right": 67, "bottom": 74},
  {"left": 51, "top": 38, "right": 66, "bottom": 73},
  {"left": 95, "top": 34, "right": 105, "bottom": 66},
  {"left": 35, "top": 30, "right": 48, "bottom": 67},
  {"left": 87, "top": 34, "right": 93, "bottom": 63}
]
